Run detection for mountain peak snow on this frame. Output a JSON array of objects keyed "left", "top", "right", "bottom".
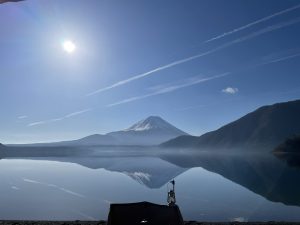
[{"left": 124, "top": 116, "right": 184, "bottom": 133}]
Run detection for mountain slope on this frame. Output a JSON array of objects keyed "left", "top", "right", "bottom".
[
  {"left": 162, "top": 99, "right": 300, "bottom": 150},
  {"left": 56, "top": 134, "right": 118, "bottom": 146}
]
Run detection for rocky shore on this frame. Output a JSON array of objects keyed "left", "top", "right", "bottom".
[{"left": 1, "top": 221, "right": 300, "bottom": 225}]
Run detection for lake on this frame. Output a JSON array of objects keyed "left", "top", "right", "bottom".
[{"left": 1, "top": 148, "right": 300, "bottom": 221}]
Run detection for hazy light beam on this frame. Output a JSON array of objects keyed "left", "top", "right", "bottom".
[
  {"left": 87, "top": 18, "right": 300, "bottom": 97},
  {"left": 205, "top": 3, "right": 300, "bottom": 43}
]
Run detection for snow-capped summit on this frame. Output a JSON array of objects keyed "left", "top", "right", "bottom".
[
  {"left": 107, "top": 116, "right": 188, "bottom": 145},
  {"left": 124, "top": 116, "right": 183, "bottom": 132}
]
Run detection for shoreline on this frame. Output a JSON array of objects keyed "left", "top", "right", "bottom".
[{"left": 1, "top": 221, "right": 300, "bottom": 225}]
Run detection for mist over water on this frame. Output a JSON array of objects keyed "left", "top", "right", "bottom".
[{"left": 1, "top": 147, "right": 300, "bottom": 221}]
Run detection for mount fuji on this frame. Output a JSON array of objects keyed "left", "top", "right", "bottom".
[
  {"left": 20, "top": 116, "right": 188, "bottom": 147},
  {"left": 107, "top": 116, "right": 188, "bottom": 145}
]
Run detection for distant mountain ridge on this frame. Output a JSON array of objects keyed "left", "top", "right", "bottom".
[
  {"left": 17, "top": 116, "right": 188, "bottom": 147},
  {"left": 162, "top": 99, "right": 300, "bottom": 150}
]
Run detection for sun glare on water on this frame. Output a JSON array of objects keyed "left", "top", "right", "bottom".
[{"left": 62, "top": 40, "right": 76, "bottom": 54}]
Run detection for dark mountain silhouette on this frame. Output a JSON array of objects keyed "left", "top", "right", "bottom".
[
  {"left": 14, "top": 116, "right": 188, "bottom": 147},
  {"left": 275, "top": 153, "right": 300, "bottom": 169},
  {"left": 274, "top": 134, "right": 300, "bottom": 153},
  {"left": 273, "top": 135, "right": 300, "bottom": 168},
  {"left": 0, "top": 143, "right": 5, "bottom": 158},
  {"left": 160, "top": 152, "right": 300, "bottom": 207},
  {"left": 162, "top": 99, "right": 300, "bottom": 151}
]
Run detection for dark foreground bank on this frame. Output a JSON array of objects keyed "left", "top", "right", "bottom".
[{"left": 1, "top": 221, "right": 300, "bottom": 225}]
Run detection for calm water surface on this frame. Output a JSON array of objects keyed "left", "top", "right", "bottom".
[{"left": 1, "top": 149, "right": 300, "bottom": 221}]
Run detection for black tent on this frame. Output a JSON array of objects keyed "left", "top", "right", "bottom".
[{"left": 107, "top": 201, "right": 184, "bottom": 225}]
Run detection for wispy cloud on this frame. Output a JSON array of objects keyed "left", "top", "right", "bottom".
[
  {"left": 235, "top": 50, "right": 300, "bottom": 72},
  {"left": 87, "top": 18, "right": 300, "bottom": 96},
  {"left": 107, "top": 73, "right": 229, "bottom": 107},
  {"left": 259, "top": 52, "right": 300, "bottom": 66},
  {"left": 64, "top": 108, "right": 92, "bottom": 118},
  {"left": 27, "top": 108, "right": 92, "bottom": 127},
  {"left": 227, "top": 17, "right": 300, "bottom": 44},
  {"left": 108, "top": 48, "right": 300, "bottom": 109},
  {"left": 50, "top": 118, "right": 64, "bottom": 122},
  {"left": 205, "top": 4, "right": 300, "bottom": 43},
  {"left": 107, "top": 48, "right": 300, "bottom": 108},
  {"left": 11, "top": 186, "right": 20, "bottom": 190},
  {"left": 86, "top": 55, "right": 219, "bottom": 96},
  {"left": 18, "top": 115, "right": 28, "bottom": 119},
  {"left": 222, "top": 87, "right": 239, "bottom": 94},
  {"left": 28, "top": 121, "right": 47, "bottom": 127}
]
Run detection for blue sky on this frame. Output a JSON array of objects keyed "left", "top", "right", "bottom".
[{"left": 1, "top": 0, "right": 300, "bottom": 144}]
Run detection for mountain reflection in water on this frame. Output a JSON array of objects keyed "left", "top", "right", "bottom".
[{"left": 1, "top": 148, "right": 300, "bottom": 221}]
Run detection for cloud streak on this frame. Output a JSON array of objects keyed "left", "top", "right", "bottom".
[
  {"left": 205, "top": 3, "right": 300, "bottom": 43},
  {"left": 87, "top": 17, "right": 300, "bottom": 96},
  {"left": 28, "top": 108, "right": 92, "bottom": 127},
  {"left": 259, "top": 52, "right": 300, "bottom": 66},
  {"left": 64, "top": 109, "right": 92, "bottom": 118},
  {"left": 107, "top": 73, "right": 229, "bottom": 107},
  {"left": 28, "top": 121, "right": 47, "bottom": 127},
  {"left": 107, "top": 48, "right": 300, "bottom": 108}
]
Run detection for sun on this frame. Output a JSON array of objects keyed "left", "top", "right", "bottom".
[{"left": 62, "top": 40, "right": 76, "bottom": 54}]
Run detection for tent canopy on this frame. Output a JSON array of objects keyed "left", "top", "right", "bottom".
[{"left": 107, "top": 201, "right": 184, "bottom": 225}]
